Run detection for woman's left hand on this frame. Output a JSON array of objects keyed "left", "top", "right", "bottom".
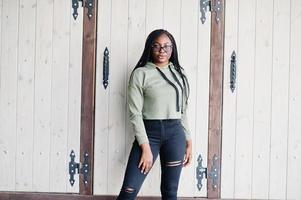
[{"left": 183, "top": 139, "right": 192, "bottom": 167}]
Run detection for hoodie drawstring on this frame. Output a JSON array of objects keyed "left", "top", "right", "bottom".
[{"left": 155, "top": 65, "right": 184, "bottom": 113}]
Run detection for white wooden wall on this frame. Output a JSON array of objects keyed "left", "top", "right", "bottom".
[
  {"left": 0, "top": 0, "right": 82, "bottom": 193},
  {"left": 3, "top": 0, "right": 300, "bottom": 199},
  {"left": 94, "top": 0, "right": 210, "bottom": 197},
  {"left": 222, "top": 0, "right": 301, "bottom": 199}
]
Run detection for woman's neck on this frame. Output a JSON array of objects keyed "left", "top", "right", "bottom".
[{"left": 153, "top": 62, "right": 169, "bottom": 67}]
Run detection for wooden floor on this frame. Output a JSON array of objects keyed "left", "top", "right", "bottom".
[{"left": 0, "top": 192, "right": 259, "bottom": 200}]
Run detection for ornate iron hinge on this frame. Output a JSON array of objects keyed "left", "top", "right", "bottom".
[
  {"left": 208, "top": 154, "right": 219, "bottom": 190},
  {"left": 196, "top": 154, "right": 207, "bottom": 191},
  {"left": 72, "top": 0, "right": 94, "bottom": 20},
  {"left": 200, "top": 0, "right": 222, "bottom": 24},
  {"left": 196, "top": 154, "right": 220, "bottom": 191},
  {"left": 69, "top": 150, "right": 90, "bottom": 186}
]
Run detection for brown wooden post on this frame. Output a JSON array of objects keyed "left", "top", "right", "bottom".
[
  {"left": 207, "top": 0, "right": 225, "bottom": 198},
  {"left": 80, "top": 0, "right": 98, "bottom": 195}
]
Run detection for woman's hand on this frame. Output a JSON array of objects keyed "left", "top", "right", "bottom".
[
  {"left": 138, "top": 143, "right": 153, "bottom": 174},
  {"left": 183, "top": 140, "right": 192, "bottom": 167}
]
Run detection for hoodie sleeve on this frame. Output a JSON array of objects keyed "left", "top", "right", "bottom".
[
  {"left": 128, "top": 70, "right": 149, "bottom": 145},
  {"left": 181, "top": 98, "right": 191, "bottom": 141},
  {"left": 180, "top": 69, "right": 191, "bottom": 141}
]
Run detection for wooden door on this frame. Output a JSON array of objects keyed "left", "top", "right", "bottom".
[
  {"left": 221, "top": 0, "right": 301, "bottom": 199},
  {"left": 94, "top": 0, "right": 211, "bottom": 197},
  {"left": 0, "top": 0, "right": 82, "bottom": 193}
]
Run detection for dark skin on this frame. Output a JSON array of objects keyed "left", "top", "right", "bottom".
[{"left": 138, "top": 34, "right": 192, "bottom": 174}]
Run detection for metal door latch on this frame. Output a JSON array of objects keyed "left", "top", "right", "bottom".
[
  {"left": 72, "top": 0, "right": 94, "bottom": 20},
  {"left": 200, "top": 0, "right": 222, "bottom": 24},
  {"left": 230, "top": 51, "right": 237, "bottom": 93},
  {"left": 69, "top": 150, "right": 90, "bottom": 186},
  {"left": 103, "top": 47, "right": 110, "bottom": 89}
]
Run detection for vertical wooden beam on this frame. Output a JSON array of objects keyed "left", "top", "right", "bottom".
[
  {"left": 80, "top": 0, "right": 98, "bottom": 195},
  {"left": 207, "top": 0, "right": 225, "bottom": 198}
]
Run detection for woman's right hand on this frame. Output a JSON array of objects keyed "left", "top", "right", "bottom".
[{"left": 138, "top": 143, "right": 153, "bottom": 174}]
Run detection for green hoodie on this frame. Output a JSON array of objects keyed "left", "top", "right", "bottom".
[{"left": 128, "top": 62, "right": 191, "bottom": 145}]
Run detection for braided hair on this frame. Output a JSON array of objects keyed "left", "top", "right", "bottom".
[{"left": 133, "top": 29, "right": 190, "bottom": 102}]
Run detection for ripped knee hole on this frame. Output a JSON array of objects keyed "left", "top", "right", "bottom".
[
  {"left": 122, "top": 187, "right": 135, "bottom": 193},
  {"left": 165, "top": 160, "right": 183, "bottom": 167}
]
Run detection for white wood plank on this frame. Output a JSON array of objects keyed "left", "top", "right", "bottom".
[
  {"left": 194, "top": 0, "right": 211, "bottom": 197},
  {"left": 94, "top": 0, "right": 112, "bottom": 194},
  {"left": 0, "top": 0, "right": 1, "bottom": 112},
  {"left": 234, "top": 0, "right": 256, "bottom": 198},
  {"left": 137, "top": 0, "right": 164, "bottom": 197},
  {"left": 49, "top": 0, "right": 71, "bottom": 192},
  {"left": 126, "top": 0, "right": 161, "bottom": 197},
  {"left": 107, "top": 0, "right": 129, "bottom": 194},
  {"left": 145, "top": 0, "right": 163, "bottom": 34},
  {"left": 0, "top": 0, "right": 19, "bottom": 191},
  {"left": 15, "top": 0, "right": 36, "bottom": 191},
  {"left": 163, "top": 0, "right": 181, "bottom": 53},
  {"left": 221, "top": 0, "right": 238, "bottom": 198},
  {"left": 0, "top": 1, "right": 2, "bottom": 154},
  {"left": 178, "top": 0, "right": 198, "bottom": 197},
  {"left": 126, "top": 0, "right": 146, "bottom": 157},
  {"left": 251, "top": 0, "right": 273, "bottom": 199},
  {"left": 0, "top": 5, "right": 1, "bottom": 181},
  {"left": 287, "top": 1, "right": 301, "bottom": 199},
  {"left": 269, "top": 0, "right": 290, "bottom": 198},
  {"left": 32, "top": 0, "right": 54, "bottom": 192},
  {"left": 66, "top": 0, "right": 83, "bottom": 193}
]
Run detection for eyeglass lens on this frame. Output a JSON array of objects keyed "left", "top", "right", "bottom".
[{"left": 152, "top": 44, "right": 173, "bottom": 52}]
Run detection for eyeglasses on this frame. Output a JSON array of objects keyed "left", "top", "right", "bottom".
[{"left": 151, "top": 44, "right": 173, "bottom": 53}]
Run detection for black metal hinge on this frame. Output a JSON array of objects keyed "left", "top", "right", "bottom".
[
  {"left": 196, "top": 154, "right": 220, "bottom": 191},
  {"left": 200, "top": 0, "right": 222, "bottom": 24},
  {"left": 69, "top": 150, "right": 90, "bottom": 187},
  {"left": 196, "top": 154, "right": 207, "bottom": 191},
  {"left": 72, "top": 0, "right": 94, "bottom": 20},
  {"left": 208, "top": 154, "right": 219, "bottom": 191}
]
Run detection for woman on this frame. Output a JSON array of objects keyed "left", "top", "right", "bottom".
[{"left": 117, "top": 29, "right": 192, "bottom": 200}]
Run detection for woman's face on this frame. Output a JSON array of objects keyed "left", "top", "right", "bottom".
[{"left": 151, "top": 34, "right": 173, "bottom": 67}]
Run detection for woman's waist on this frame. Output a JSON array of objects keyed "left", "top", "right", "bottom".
[
  {"left": 143, "top": 118, "right": 181, "bottom": 123},
  {"left": 142, "top": 111, "right": 182, "bottom": 120},
  {"left": 143, "top": 118, "right": 181, "bottom": 128}
]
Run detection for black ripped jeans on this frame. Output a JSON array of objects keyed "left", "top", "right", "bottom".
[{"left": 116, "top": 119, "right": 186, "bottom": 200}]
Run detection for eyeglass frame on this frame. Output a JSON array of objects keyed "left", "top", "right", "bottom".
[{"left": 151, "top": 43, "right": 173, "bottom": 53}]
